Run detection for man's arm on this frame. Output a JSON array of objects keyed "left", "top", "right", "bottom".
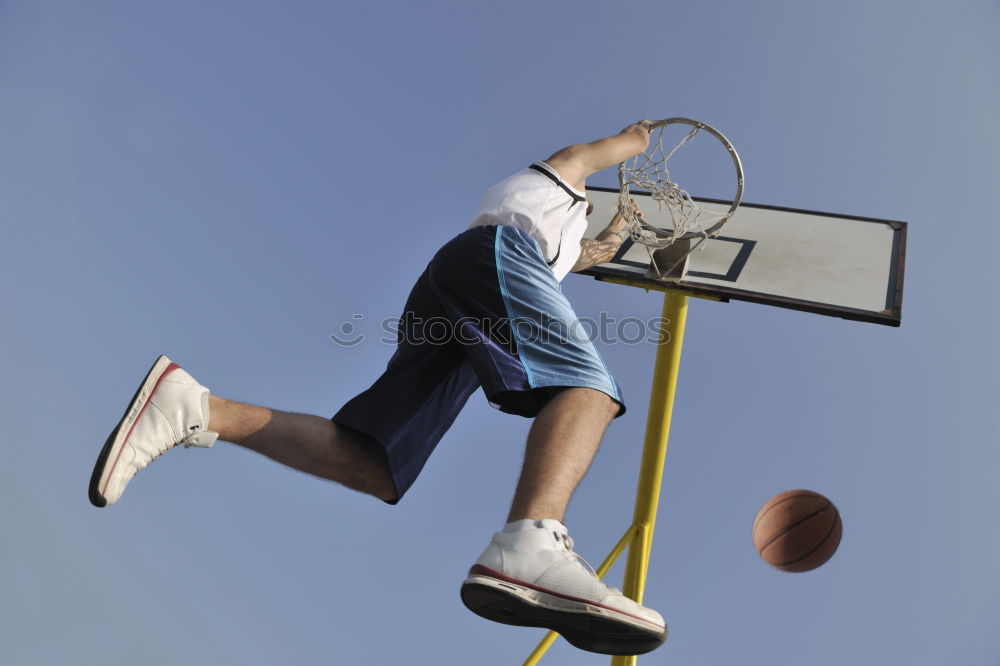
[
  {"left": 570, "top": 200, "right": 638, "bottom": 273},
  {"left": 544, "top": 121, "right": 653, "bottom": 190}
]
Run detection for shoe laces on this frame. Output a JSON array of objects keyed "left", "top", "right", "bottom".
[{"left": 552, "top": 530, "right": 622, "bottom": 595}]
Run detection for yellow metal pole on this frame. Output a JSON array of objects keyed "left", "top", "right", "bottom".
[{"left": 610, "top": 292, "right": 689, "bottom": 666}]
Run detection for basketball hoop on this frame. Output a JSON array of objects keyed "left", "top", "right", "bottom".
[{"left": 618, "top": 118, "right": 744, "bottom": 280}]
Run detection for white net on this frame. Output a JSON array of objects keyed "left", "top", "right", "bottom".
[{"left": 618, "top": 120, "right": 741, "bottom": 253}]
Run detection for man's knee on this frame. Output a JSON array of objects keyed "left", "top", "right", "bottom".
[
  {"left": 360, "top": 439, "right": 398, "bottom": 502},
  {"left": 556, "top": 387, "right": 620, "bottom": 419},
  {"left": 594, "top": 390, "right": 621, "bottom": 421},
  {"left": 331, "top": 424, "right": 398, "bottom": 502}
]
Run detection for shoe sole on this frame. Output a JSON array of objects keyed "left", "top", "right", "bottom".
[
  {"left": 88, "top": 355, "right": 176, "bottom": 507},
  {"left": 460, "top": 572, "right": 666, "bottom": 656}
]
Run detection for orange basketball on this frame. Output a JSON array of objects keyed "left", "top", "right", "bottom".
[{"left": 752, "top": 489, "right": 842, "bottom": 572}]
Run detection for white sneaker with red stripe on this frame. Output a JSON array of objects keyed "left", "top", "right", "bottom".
[
  {"left": 89, "top": 355, "right": 218, "bottom": 507},
  {"left": 460, "top": 519, "right": 667, "bottom": 656}
]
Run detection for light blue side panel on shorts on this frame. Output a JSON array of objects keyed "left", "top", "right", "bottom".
[{"left": 494, "top": 226, "right": 623, "bottom": 405}]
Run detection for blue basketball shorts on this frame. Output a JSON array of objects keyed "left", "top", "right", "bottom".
[{"left": 332, "top": 225, "right": 625, "bottom": 501}]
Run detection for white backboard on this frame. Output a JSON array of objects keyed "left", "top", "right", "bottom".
[{"left": 581, "top": 187, "right": 906, "bottom": 326}]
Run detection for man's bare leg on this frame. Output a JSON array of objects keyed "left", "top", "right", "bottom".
[
  {"left": 463, "top": 387, "right": 666, "bottom": 654},
  {"left": 506, "top": 387, "right": 619, "bottom": 522},
  {"left": 207, "top": 396, "right": 397, "bottom": 501}
]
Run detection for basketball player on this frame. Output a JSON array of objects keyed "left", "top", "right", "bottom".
[{"left": 88, "top": 120, "right": 666, "bottom": 656}]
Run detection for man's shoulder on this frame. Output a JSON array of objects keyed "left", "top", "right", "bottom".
[{"left": 484, "top": 166, "right": 554, "bottom": 198}]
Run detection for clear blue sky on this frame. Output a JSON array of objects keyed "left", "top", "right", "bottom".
[{"left": 2, "top": 1, "right": 998, "bottom": 664}]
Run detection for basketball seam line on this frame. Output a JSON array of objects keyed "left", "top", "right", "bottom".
[
  {"left": 771, "top": 513, "right": 841, "bottom": 567},
  {"left": 755, "top": 506, "right": 832, "bottom": 553},
  {"left": 752, "top": 493, "right": 827, "bottom": 537},
  {"left": 753, "top": 493, "right": 822, "bottom": 522}
]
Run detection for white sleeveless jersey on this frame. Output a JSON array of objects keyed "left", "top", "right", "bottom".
[{"left": 468, "top": 161, "right": 588, "bottom": 281}]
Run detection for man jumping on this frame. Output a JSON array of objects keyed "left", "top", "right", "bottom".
[{"left": 89, "top": 120, "right": 666, "bottom": 656}]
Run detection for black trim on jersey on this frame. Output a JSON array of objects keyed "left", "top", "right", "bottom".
[
  {"left": 545, "top": 231, "right": 562, "bottom": 267},
  {"left": 528, "top": 163, "right": 583, "bottom": 266},
  {"left": 528, "top": 163, "right": 586, "bottom": 205}
]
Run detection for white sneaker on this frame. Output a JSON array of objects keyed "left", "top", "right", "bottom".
[
  {"left": 89, "top": 356, "right": 218, "bottom": 507},
  {"left": 460, "top": 519, "right": 667, "bottom": 656}
]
